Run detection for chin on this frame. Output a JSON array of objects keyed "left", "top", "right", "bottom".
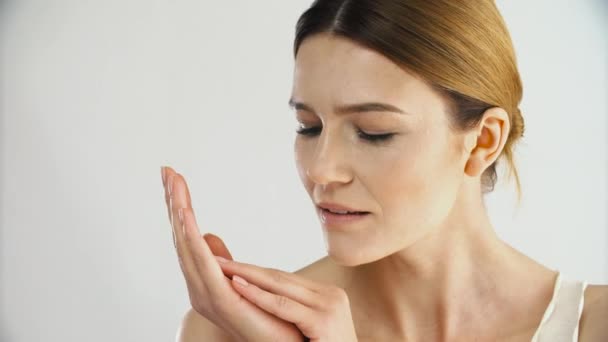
[
  {"left": 325, "top": 240, "right": 386, "bottom": 267},
  {"left": 327, "top": 255, "right": 368, "bottom": 267},
  {"left": 324, "top": 228, "right": 426, "bottom": 267}
]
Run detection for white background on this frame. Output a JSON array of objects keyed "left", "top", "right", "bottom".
[{"left": 1, "top": 1, "right": 606, "bottom": 341}]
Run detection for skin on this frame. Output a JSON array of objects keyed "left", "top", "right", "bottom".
[{"left": 169, "top": 32, "right": 608, "bottom": 341}]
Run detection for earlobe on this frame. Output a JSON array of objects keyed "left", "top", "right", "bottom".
[{"left": 464, "top": 154, "right": 483, "bottom": 177}]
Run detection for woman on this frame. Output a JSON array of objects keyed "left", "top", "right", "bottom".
[{"left": 162, "top": 0, "right": 607, "bottom": 341}]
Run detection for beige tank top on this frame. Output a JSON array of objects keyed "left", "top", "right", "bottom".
[{"left": 530, "top": 271, "right": 588, "bottom": 342}]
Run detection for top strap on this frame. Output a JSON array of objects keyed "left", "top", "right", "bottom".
[{"left": 531, "top": 272, "right": 588, "bottom": 342}]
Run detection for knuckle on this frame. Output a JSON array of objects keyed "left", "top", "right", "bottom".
[
  {"left": 269, "top": 269, "right": 288, "bottom": 284},
  {"left": 274, "top": 294, "right": 290, "bottom": 310}
]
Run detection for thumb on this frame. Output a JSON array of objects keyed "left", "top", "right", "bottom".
[{"left": 203, "top": 233, "right": 234, "bottom": 261}]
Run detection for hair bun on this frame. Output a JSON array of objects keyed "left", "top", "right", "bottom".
[{"left": 511, "top": 107, "right": 525, "bottom": 138}]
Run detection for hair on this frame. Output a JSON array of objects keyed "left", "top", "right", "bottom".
[{"left": 293, "top": 0, "right": 525, "bottom": 202}]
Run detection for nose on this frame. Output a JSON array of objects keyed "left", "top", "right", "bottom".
[{"left": 305, "top": 130, "right": 352, "bottom": 186}]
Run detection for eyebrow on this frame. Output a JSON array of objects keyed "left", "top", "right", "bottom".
[{"left": 288, "top": 98, "right": 409, "bottom": 115}]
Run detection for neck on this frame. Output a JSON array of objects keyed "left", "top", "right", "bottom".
[{"left": 343, "top": 184, "right": 556, "bottom": 340}]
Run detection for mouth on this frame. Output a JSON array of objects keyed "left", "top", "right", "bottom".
[
  {"left": 316, "top": 201, "right": 369, "bottom": 213},
  {"left": 316, "top": 206, "right": 371, "bottom": 227},
  {"left": 318, "top": 207, "right": 370, "bottom": 215}
]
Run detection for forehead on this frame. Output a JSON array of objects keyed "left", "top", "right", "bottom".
[{"left": 291, "top": 33, "right": 444, "bottom": 115}]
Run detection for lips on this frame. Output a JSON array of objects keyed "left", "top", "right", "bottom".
[
  {"left": 317, "top": 205, "right": 371, "bottom": 228},
  {"left": 322, "top": 208, "right": 366, "bottom": 215},
  {"left": 316, "top": 201, "right": 369, "bottom": 214}
]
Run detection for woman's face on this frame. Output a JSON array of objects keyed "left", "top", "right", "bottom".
[{"left": 291, "top": 33, "right": 470, "bottom": 266}]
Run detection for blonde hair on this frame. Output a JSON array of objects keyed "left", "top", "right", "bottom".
[{"left": 294, "top": 0, "right": 525, "bottom": 201}]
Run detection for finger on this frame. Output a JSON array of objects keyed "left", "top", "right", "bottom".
[
  {"left": 217, "top": 258, "right": 325, "bottom": 292},
  {"left": 180, "top": 170, "right": 192, "bottom": 207},
  {"left": 222, "top": 279, "right": 307, "bottom": 342},
  {"left": 172, "top": 174, "right": 229, "bottom": 277},
  {"left": 180, "top": 203, "right": 231, "bottom": 297},
  {"left": 230, "top": 274, "right": 315, "bottom": 328},
  {"left": 204, "top": 233, "right": 234, "bottom": 261},
  {"left": 163, "top": 166, "right": 190, "bottom": 212},
  {"left": 178, "top": 177, "right": 233, "bottom": 261},
  {"left": 167, "top": 172, "right": 180, "bottom": 249},
  {"left": 169, "top": 173, "right": 204, "bottom": 290},
  {"left": 215, "top": 259, "right": 322, "bottom": 307},
  {"left": 161, "top": 166, "right": 176, "bottom": 223},
  {"left": 164, "top": 169, "right": 229, "bottom": 260}
]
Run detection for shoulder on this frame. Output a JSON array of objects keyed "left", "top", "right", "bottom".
[
  {"left": 176, "top": 307, "right": 232, "bottom": 342},
  {"left": 578, "top": 284, "right": 608, "bottom": 341}
]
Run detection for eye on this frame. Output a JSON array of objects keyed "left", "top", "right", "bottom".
[
  {"left": 356, "top": 129, "right": 396, "bottom": 143},
  {"left": 295, "top": 125, "right": 321, "bottom": 136},
  {"left": 295, "top": 125, "right": 396, "bottom": 144}
]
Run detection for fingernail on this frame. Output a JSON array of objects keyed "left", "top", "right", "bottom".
[
  {"left": 215, "top": 256, "right": 230, "bottom": 263},
  {"left": 161, "top": 166, "right": 167, "bottom": 186},
  {"left": 233, "top": 275, "right": 248, "bottom": 287}
]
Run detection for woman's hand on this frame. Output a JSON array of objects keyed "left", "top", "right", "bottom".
[
  {"left": 214, "top": 256, "right": 359, "bottom": 342},
  {"left": 161, "top": 166, "right": 358, "bottom": 342},
  {"left": 161, "top": 166, "right": 305, "bottom": 342}
]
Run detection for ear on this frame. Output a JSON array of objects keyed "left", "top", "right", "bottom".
[{"left": 464, "top": 107, "right": 510, "bottom": 177}]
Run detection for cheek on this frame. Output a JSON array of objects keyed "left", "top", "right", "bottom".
[
  {"left": 370, "top": 133, "right": 462, "bottom": 231},
  {"left": 293, "top": 130, "right": 463, "bottom": 220},
  {"left": 373, "top": 150, "right": 435, "bottom": 219}
]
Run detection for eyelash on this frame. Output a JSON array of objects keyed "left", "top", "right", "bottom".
[{"left": 295, "top": 126, "right": 396, "bottom": 144}]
